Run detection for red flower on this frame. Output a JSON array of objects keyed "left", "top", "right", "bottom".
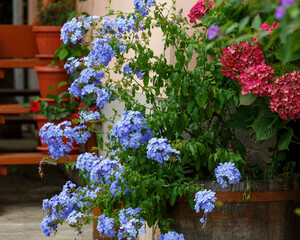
[
  {"left": 29, "top": 101, "right": 40, "bottom": 113},
  {"left": 188, "top": 0, "right": 215, "bottom": 24},
  {"left": 269, "top": 70, "right": 300, "bottom": 120},
  {"left": 259, "top": 22, "right": 279, "bottom": 32}
]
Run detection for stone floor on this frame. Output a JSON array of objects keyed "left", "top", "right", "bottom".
[{"left": 0, "top": 165, "right": 93, "bottom": 240}]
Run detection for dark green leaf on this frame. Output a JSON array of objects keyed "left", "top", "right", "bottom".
[{"left": 278, "top": 128, "right": 294, "bottom": 151}]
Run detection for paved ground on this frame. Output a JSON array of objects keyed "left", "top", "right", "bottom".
[{"left": 0, "top": 165, "right": 93, "bottom": 240}]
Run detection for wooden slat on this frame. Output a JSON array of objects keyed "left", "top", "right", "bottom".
[
  {"left": 0, "top": 104, "right": 30, "bottom": 114},
  {"left": 0, "top": 89, "right": 40, "bottom": 96},
  {"left": 0, "top": 58, "right": 51, "bottom": 68},
  {"left": 0, "top": 152, "right": 78, "bottom": 165}
]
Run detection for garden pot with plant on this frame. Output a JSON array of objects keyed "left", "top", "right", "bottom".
[
  {"left": 37, "top": 0, "right": 300, "bottom": 239},
  {"left": 33, "top": 1, "right": 75, "bottom": 59}
]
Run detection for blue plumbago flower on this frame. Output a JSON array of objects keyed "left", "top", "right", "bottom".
[
  {"left": 135, "top": 68, "right": 144, "bottom": 79},
  {"left": 95, "top": 88, "right": 112, "bottom": 109},
  {"left": 90, "top": 156, "right": 124, "bottom": 186},
  {"left": 118, "top": 207, "right": 146, "bottom": 239},
  {"left": 97, "top": 214, "right": 116, "bottom": 237},
  {"left": 60, "top": 16, "right": 97, "bottom": 44},
  {"left": 39, "top": 121, "right": 91, "bottom": 159},
  {"left": 146, "top": 137, "right": 180, "bottom": 164},
  {"left": 194, "top": 189, "right": 216, "bottom": 224},
  {"left": 64, "top": 57, "right": 81, "bottom": 74},
  {"left": 86, "top": 37, "right": 116, "bottom": 67},
  {"left": 69, "top": 68, "right": 104, "bottom": 98},
  {"left": 76, "top": 152, "right": 99, "bottom": 173},
  {"left": 110, "top": 110, "right": 152, "bottom": 149},
  {"left": 159, "top": 231, "right": 185, "bottom": 240},
  {"left": 66, "top": 210, "right": 83, "bottom": 224},
  {"left": 78, "top": 110, "right": 101, "bottom": 124},
  {"left": 134, "top": 0, "right": 155, "bottom": 17},
  {"left": 123, "top": 63, "right": 133, "bottom": 76},
  {"left": 207, "top": 24, "right": 222, "bottom": 40},
  {"left": 214, "top": 162, "right": 241, "bottom": 188},
  {"left": 41, "top": 181, "right": 84, "bottom": 236}
]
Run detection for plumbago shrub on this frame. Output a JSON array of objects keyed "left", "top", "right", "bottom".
[{"left": 39, "top": 0, "right": 300, "bottom": 239}]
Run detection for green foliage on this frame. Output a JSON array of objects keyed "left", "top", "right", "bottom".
[{"left": 37, "top": 1, "right": 75, "bottom": 26}]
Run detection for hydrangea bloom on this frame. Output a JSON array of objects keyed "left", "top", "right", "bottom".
[
  {"left": 219, "top": 41, "right": 264, "bottom": 80},
  {"left": 97, "top": 214, "right": 116, "bottom": 237},
  {"left": 110, "top": 111, "right": 152, "bottom": 149},
  {"left": 194, "top": 189, "right": 216, "bottom": 224},
  {"left": 118, "top": 207, "right": 146, "bottom": 239},
  {"left": 159, "top": 231, "right": 185, "bottom": 240},
  {"left": 238, "top": 63, "right": 273, "bottom": 96},
  {"left": 188, "top": 0, "right": 215, "bottom": 24},
  {"left": 146, "top": 137, "right": 180, "bottom": 163},
  {"left": 215, "top": 162, "right": 241, "bottom": 188},
  {"left": 207, "top": 24, "right": 222, "bottom": 40},
  {"left": 269, "top": 70, "right": 300, "bottom": 120}
]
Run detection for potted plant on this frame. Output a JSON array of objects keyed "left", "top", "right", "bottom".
[
  {"left": 33, "top": 0, "right": 75, "bottom": 59},
  {"left": 39, "top": 0, "right": 300, "bottom": 239},
  {"left": 24, "top": 85, "right": 89, "bottom": 155}
]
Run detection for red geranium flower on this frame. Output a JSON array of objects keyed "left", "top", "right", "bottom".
[{"left": 29, "top": 101, "right": 40, "bottom": 113}]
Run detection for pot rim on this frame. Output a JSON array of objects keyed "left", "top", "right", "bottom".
[{"left": 32, "top": 25, "right": 62, "bottom": 32}]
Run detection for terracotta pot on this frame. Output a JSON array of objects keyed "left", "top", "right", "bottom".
[
  {"left": 167, "top": 178, "right": 300, "bottom": 240},
  {"left": 32, "top": 26, "right": 62, "bottom": 59},
  {"left": 34, "top": 115, "right": 81, "bottom": 155},
  {"left": 34, "top": 65, "right": 70, "bottom": 98}
]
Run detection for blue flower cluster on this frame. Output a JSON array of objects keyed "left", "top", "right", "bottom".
[
  {"left": 61, "top": 15, "right": 98, "bottom": 44},
  {"left": 123, "top": 63, "right": 144, "bottom": 79},
  {"left": 118, "top": 207, "right": 145, "bottom": 239},
  {"left": 39, "top": 121, "right": 91, "bottom": 159},
  {"left": 134, "top": 0, "right": 155, "bottom": 17},
  {"left": 76, "top": 152, "right": 99, "bottom": 173},
  {"left": 78, "top": 110, "right": 101, "bottom": 124},
  {"left": 110, "top": 110, "right": 152, "bottom": 149},
  {"left": 214, "top": 162, "right": 241, "bottom": 188},
  {"left": 97, "top": 214, "right": 116, "bottom": 237},
  {"left": 96, "top": 208, "right": 145, "bottom": 239},
  {"left": 41, "top": 181, "right": 84, "bottom": 236},
  {"left": 146, "top": 137, "right": 180, "bottom": 164},
  {"left": 159, "top": 231, "right": 185, "bottom": 240},
  {"left": 100, "top": 15, "right": 138, "bottom": 38},
  {"left": 194, "top": 189, "right": 216, "bottom": 224}
]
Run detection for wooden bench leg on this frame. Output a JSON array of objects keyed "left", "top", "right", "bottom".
[{"left": 0, "top": 166, "right": 7, "bottom": 175}]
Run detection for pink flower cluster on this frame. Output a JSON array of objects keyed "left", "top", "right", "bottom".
[
  {"left": 219, "top": 41, "right": 273, "bottom": 96},
  {"left": 259, "top": 22, "right": 279, "bottom": 32},
  {"left": 219, "top": 41, "right": 300, "bottom": 120},
  {"left": 269, "top": 70, "right": 300, "bottom": 120},
  {"left": 188, "top": 0, "right": 215, "bottom": 24}
]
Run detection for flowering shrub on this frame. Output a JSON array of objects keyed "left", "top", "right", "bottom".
[{"left": 39, "top": 0, "right": 300, "bottom": 239}]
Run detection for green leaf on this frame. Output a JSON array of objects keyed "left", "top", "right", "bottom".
[
  {"left": 59, "top": 48, "right": 69, "bottom": 61},
  {"left": 239, "top": 93, "right": 257, "bottom": 106},
  {"left": 57, "top": 81, "right": 68, "bottom": 88},
  {"left": 170, "top": 187, "right": 178, "bottom": 206},
  {"left": 252, "top": 14, "right": 262, "bottom": 30},
  {"left": 252, "top": 115, "right": 281, "bottom": 140},
  {"left": 278, "top": 128, "right": 294, "bottom": 151},
  {"left": 47, "top": 86, "right": 56, "bottom": 91},
  {"left": 238, "top": 16, "right": 250, "bottom": 33},
  {"left": 195, "top": 86, "right": 208, "bottom": 107}
]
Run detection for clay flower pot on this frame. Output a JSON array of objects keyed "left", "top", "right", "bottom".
[
  {"left": 34, "top": 65, "right": 70, "bottom": 98},
  {"left": 32, "top": 26, "right": 62, "bottom": 59}
]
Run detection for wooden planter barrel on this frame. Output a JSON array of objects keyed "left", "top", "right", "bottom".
[{"left": 167, "top": 177, "right": 300, "bottom": 240}]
